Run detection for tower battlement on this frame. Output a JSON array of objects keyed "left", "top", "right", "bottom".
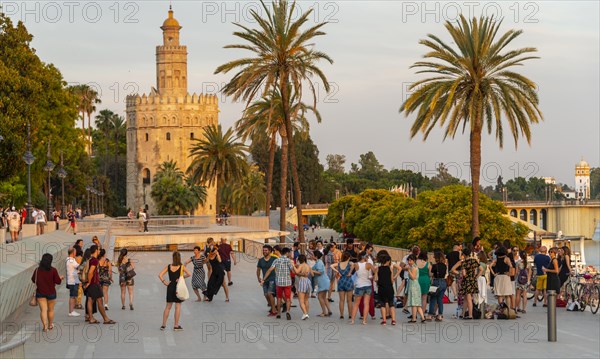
[{"left": 126, "top": 92, "right": 218, "bottom": 108}]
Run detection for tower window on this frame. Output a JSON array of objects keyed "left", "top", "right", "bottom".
[
  {"left": 190, "top": 132, "right": 194, "bottom": 140},
  {"left": 143, "top": 168, "right": 151, "bottom": 184},
  {"left": 166, "top": 132, "right": 171, "bottom": 141},
  {"left": 145, "top": 133, "right": 149, "bottom": 142}
]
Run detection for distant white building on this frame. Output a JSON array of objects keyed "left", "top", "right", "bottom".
[{"left": 575, "top": 159, "right": 591, "bottom": 200}]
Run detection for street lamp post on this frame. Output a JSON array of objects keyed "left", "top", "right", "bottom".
[
  {"left": 57, "top": 151, "right": 67, "bottom": 219},
  {"left": 86, "top": 185, "right": 91, "bottom": 216},
  {"left": 43, "top": 140, "right": 55, "bottom": 217},
  {"left": 22, "top": 123, "right": 36, "bottom": 224},
  {"left": 99, "top": 191, "right": 104, "bottom": 214}
]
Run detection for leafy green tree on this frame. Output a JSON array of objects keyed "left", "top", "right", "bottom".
[
  {"left": 151, "top": 160, "right": 206, "bottom": 215},
  {"left": 589, "top": 168, "right": 600, "bottom": 199},
  {"left": 0, "top": 13, "right": 90, "bottom": 209},
  {"left": 326, "top": 185, "right": 527, "bottom": 252},
  {"left": 293, "top": 133, "right": 324, "bottom": 204},
  {"left": 400, "top": 15, "right": 542, "bottom": 238},
  {"left": 326, "top": 154, "right": 346, "bottom": 175},
  {"left": 215, "top": 0, "right": 332, "bottom": 242},
  {"left": 230, "top": 165, "right": 267, "bottom": 215},
  {"left": 187, "top": 124, "right": 248, "bottom": 213},
  {"left": 431, "top": 163, "right": 460, "bottom": 189}
]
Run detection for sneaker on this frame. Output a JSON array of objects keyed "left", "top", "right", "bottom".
[
  {"left": 104, "top": 305, "right": 109, "bottom": 310},
  {"left": 68, "top": 311, "right": 81, "bottom": 317},
  {"left": 160, "top": 326, "right": 166, "bottom": 331},
  {"left": 174, "top": 326, "right": 183, "bottom": 331},
  {"left": 532, "top": 302, "right": 537, "bottom": 307},
  {"left": 302, "top": 314, "right": 309, "bottom": 320},
  {"left": 268, "top": 312, "right": 277, "bottom": 317},
  {"left": 286, "top": 312, "right": 291, "bottom": 320}
]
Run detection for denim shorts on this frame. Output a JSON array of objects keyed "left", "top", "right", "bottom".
[
  {"left": 354, "top": 286, "right": 372, "bottom": 297},
  {"left": 262, "top": 280, "right": 276, "bottom": 295},
  {"left": 36, "top": 293, "right": 57, "bottom": 300},
  {"left": 67, "top": 284, "right": 79, "bottom": 298}
]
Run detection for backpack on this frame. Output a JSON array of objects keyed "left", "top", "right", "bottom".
[
  {"left": 78, "top": 260, "right": 89, "bottom": 283},
  {"left": 517, "top": 268, "right": 528, "bottom": 285}
]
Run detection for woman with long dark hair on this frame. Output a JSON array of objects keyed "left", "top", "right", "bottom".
[
  {"left": 158, "top": 251, "right": 191, "bottom": 331},
  {"left": 295, "top": 254, "right": 312, "bottom": 320},
  {"left": 204, "top": 244, "right": 230, "bottom": 302},
  {"left": 98, "top": 249, "right": 112, "bottom": 310},
  {"left": 543, "top": 247, "right": 561, "bottom": 293},
  {"left": 31, "top": 253, "right": 63, "bottom": 331},
  {"left": 117, "top": 248, "right": 135, "bottom": 310},
  {"left": 558, "top": 246, "right": 572, "bottom": 287},
  {"left": 330, "top": 251, "right": 355, "bottom": 319},
  {"left": 515, "top": 250, "right": 531, "bottom": 313},
  {"left": 427, "top": 250, "right": 447, "bottom": 321}
]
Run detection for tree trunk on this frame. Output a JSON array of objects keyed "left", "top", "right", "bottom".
[
  {"left": 88, "top": 112, "right": 92, "bottom": 155},
  {"left": 470, "top": 126, "right": 482, "bottom": 238},
  {"left": 265, "top": 134, "right": 276, "bottom": 218},
  {"left": 215, "top": 174, "right": 222, "bottom": 217},
  {"left": 279, "top": 133, "right": 288, "bottom": 243},
  {"left": 114, "top": 131, "right": 119, "bottom": 200},
  {"left": 279, "top": 77, "right": 304, "bottom": 242}
]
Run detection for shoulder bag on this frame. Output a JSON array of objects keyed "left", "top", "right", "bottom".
[
  {"left": 29, "top": 269, "right": 38, "bottom": 306},
  {"left": 176, "top": 266, "right": 189, "bottom": 301}
]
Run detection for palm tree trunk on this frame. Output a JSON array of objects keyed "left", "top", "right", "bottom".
[
  {"left": 114, "top": 131, "right": 119, "bottom": 198},
  {"left": 470, "top": 126, "right": 482, "bottom": 238},
  {"left": 87, "top": 112, "right": 92, "bottom": 154},
  {"left": 279, "top": 77, "right": 305, "bottom": 242},
  {"left": 216, "top": 175, "right": 222, "bottom": 217},
  {"left": 279, "top": 134, "right": 288, "bottom": 243},
  {"left": 265, "top": 134, "right": 276, "bottom": 217}
]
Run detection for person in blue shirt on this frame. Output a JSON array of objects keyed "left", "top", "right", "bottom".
[
  {"left": 533, "top": 246, "right": 551, "bottom": 307},
  {"left": 293, "top": 242, "right": 300, "bottom": 262}
]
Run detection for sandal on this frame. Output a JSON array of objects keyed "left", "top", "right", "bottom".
[
  {"left": 103, "top": 320, "right": 117, "bottom": 325},
  {"left": 408, "top": 320, "right": 417, "bottom": 323},
  {"left": 88, "top": 319, "right": 100, "bottom": 324},
  {"left": 48, "top": 324, "right": 54, "bottom": 330},
  {"left": 380, "top": 320, "right": 387, "bottom": 326},
  {"left": 391, "top": 320, "right": 396, "bottom": 326}
]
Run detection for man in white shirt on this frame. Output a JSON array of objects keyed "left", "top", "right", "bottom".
[
  {"left": 65, "top": 247, "right": 81, "bottom": 316},
  {"left": 32, "top": 207, "right": 47, "bottom": 235},
  {"left": 7, "top": 207, "right": 21, "bottom": 243}
]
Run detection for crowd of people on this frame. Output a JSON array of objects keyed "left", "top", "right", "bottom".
[
  {"left": 29, "top": 232, "right": 577, "bottom": 332},
  {"left": 255, "top": 237, "right": 574, "bottom": 323},
  {"left": 2, "top": 206, "right": 83, "bottom": 243}
]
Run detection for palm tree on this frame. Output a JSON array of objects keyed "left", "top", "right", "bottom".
[
  {"left": 236, "top": 87, "right": 318, "bottom": 224},
  {"left": 187, "top": 124, "right": 249, "bottom": 214},
  {"left": 151, "top": 160, "right": 206, "bottom": 215},
  {"left": 95, "top": 109, "right": 114, "bottom": 176},
  {"left": 68, "top": 84, "right": 88, "bottom": 133},
  {"left": 110, "top": 114, "right": 126, "bottom": 198},
  {"left": 400, "top": 15, "right": 542, "bottom": 238},
  {"left": 230, "top": 165, "right": 267, "bottom": 215},
  {"left": 215, "top": 0, "right": 332, "bottom": 242}
]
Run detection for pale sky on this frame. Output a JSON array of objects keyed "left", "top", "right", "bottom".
[{"left": 4, "top": 0, "right": 599, "bottom": 187}]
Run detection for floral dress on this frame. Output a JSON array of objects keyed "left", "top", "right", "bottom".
[
  {"left": 459, "top": 258, "right": 479, "bottom": 295},
  {"left": 406, "top": 264, "right": 422, "bottom": 307}
]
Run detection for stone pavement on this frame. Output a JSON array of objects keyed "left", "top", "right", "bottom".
[{"left": 9, "top": 251, "right": 600, "bottom": 358}]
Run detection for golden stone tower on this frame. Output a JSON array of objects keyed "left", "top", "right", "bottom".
[{"left": 126, "top": 6, "right": 217, "bottom": 215}]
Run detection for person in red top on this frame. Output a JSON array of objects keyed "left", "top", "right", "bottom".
[
  {"left": 31, "top": 253, "right": 64, "bottom": 332},
  {"left": 218, "top": 238, "right": 237, "bottom": 286},
  {"left": 84, "top": 245, "right": 115, "bottom": 324}
]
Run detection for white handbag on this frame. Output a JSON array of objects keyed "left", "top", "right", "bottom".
[{"left": 176, "top": 267, "right": 189, "bottom": 301}]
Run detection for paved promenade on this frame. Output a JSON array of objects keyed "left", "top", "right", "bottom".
[{"left": 8, "top": 249, "right": 600, "bottom": 358}]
